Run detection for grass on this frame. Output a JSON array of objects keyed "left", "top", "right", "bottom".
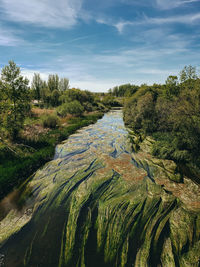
[{"left": 0, "top": 112, "right": 104, "bottom": 200}]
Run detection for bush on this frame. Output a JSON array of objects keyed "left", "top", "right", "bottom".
[
  {"left": 57, "top": 100, "right": 84, "bottom": 117},
  {"left": 41, "top": 113, "right": 59, "bottom": 128}
]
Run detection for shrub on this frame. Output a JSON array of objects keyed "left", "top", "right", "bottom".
[
  {"left": 41, "top": 113, "right": 59, "bottom": 128},
  {"left": 57, "top": 100, "right": 84, "bottom": 117}
]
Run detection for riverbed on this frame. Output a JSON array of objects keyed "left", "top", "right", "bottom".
[{"left": 0, "top": 109, "right": 199, "bottom": 267}]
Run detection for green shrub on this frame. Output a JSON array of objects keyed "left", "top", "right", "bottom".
[
  {"left": 83, "top": 102, "right": 94, "bottom": 112},
  {"left": 57, "top": 100, "right": 84, "bottom": 117},
  {"left": 41, "top": 114, "right": 59, "bottom": 128}
]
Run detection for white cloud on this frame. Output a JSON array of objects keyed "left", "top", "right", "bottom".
[
  {"left": 0, "top": 26, "right": 24, "bottom": 46},
  {"left": 114, "top": 21, "right": 134, "bottom": 33},
  {"left": 18, "top": 24, "right": 198, "bottom": 92},
  {"left": 148, "top": 12, "right": 200, "bottom": 24},
  {"left": 112, "top": 12, "right": 200, "bottom": 33},
  {"left": 156, "top": 0, "right": 199, "bottom": 10},
  {"left": 70, "top": 79, "right": 118, "bottom": 92},
  {"left": 21, "top": 68, "right": 49, "bottom": 83},
  {"left": 0, "top": 0, "right": 82, "bottom": 28}
]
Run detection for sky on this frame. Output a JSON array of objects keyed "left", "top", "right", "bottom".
[{"left": 0, "top": 0, "right": 200, "bottom": 92}]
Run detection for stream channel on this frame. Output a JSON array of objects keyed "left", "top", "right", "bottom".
[{"left": 0, "top": 109, "right": 200, "bottom": 267}]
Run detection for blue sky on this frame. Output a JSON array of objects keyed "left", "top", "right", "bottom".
[{"left": 0, "top": 0, "right": 200, "bottom": 91}]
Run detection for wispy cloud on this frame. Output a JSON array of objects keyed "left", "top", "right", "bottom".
[
  {"left": 0, "top": 0, "right": 82, "bottom": 28},
  {"left": 112, "top": 12, "right": 200, "bottom": 33},
  {"left": 147, "top": 12, "right": 200, "bottom": 24},
  {"left": 0, "top": 26, "right": 24, "bottom": 46},
  {"left": 114, "top": 21, "right": 134, "bottom": 33},
  {"left": 19, "top": 37, "right": 197, "bottom": 91},
  {"left": 109, "top": 0, "right": 199, "bottom": 10},
  {"left": 156, "top": 0, "right": 199, "bottom": 10}
]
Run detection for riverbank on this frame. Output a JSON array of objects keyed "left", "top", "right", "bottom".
[{"left": 0, "top": 111, "right": 104, "bottom": 200}]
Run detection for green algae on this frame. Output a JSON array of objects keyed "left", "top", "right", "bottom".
[{"left": 0, "top": 110, "right": 199, "bottom": 267}]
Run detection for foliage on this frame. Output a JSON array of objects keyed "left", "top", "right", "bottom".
[
  {"left": 59, "top": 78, "right": 69, "bottom": 91},
  {"left": 101, "top": 95, "right": 121, "bottom": 107},
  {"left": 50, "top": 89, "right": 61, "bottom": 107},
  {"left": 39, "top": 83, "right": 51, "bottom": 107},
  {"left": 31, "top": 73, "right": 43, "bottom": 100},
  {"left": 30, "top": 72, "right": 109, "bottom": 112},
  {"left": 109, "top": 83, "right": 139, "bottom": 97},
  {"left": 59, "top": 88, "right": 95, "bottom": 105},
  {"left": 0, "top": 61, "right": 30, "bottom": 140},
  {"left": 48, "top": 74, "right": 59, "bottom": 92},
  {"left": 41, "top": 113, "right": 59, "bottom": 128},
  {"left": 123, "top": 65, "right": 200, "bottom": 180},
  {"left": 57, "top": 100, "right": 84, "bottom": 117}
]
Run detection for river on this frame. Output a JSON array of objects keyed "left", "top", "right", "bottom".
[{"left": 0, "top": 109, "right": 200, "bottom": 267}]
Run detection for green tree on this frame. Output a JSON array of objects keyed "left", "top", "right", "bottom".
[
  {"left": 165, "top": 75, "right": 179, "bottom": 98},
  {"left": 179, "top": 65, "right": 198, "bottom": 90},
  {"left": 40, "top": 81, "right": 51, "bottom": 107},
  {"left": 50, "top": 89, "right": 60, "bottom": 107},
  {"left": 0, "top": 61, "right": 30, "bottom": 140},
  {"left": 31, "top": 73, "right": 43, "bottom": 100},
  {"left": 59, "top": 78, "right": 69, "bottom": 91},
  {"left": 48, "top": 74, "right": 59, "bottom": 92}
]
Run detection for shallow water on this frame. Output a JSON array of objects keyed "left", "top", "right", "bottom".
[{"left": 0, "top": 109, "right": 200, "bottom": 267}]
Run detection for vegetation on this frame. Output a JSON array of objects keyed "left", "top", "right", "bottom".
[
  {"left": 41, "top": 113, "right": 59, "bottom": 129},
  {"left": 0, "top": 60, "right": 111, "bottom": 200},
  {"left": 109, "top": 83, "right": 139, "bottom": 97},
  {"left": 123, "top": 65, "right": 200, "bottom": 183},
  {"left": 0, "top": 61, "right": 30, "bottom": 140},
  {"left": 57, "top": 101, "right": 84, "bottom": 117}
]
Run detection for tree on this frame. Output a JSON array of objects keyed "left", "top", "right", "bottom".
[
  {"left": 59, "top": 78, "right": 69, "bottom": 91},
  {"left": 40, "top": 81, "right": 51, "bottom": 107},
  {"left": 179, "top": 65, "right": 198, "bottom": 90},
  {"left": 31, "top": 73, "right": 43, "bottom": 100},
  {"left": 48, "top": 74, "right": 59, "bottom": 92},
  {"left": 165, "top": 75, "right": 179, "bottom": 98},
  {"left": 50, "top": 89, "right": 60, "bottom": 107},
  {"left": 0, "top": 61, "right": 30, "bottom": 140}
]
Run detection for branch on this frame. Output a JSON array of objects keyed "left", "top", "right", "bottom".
[
  {"left": 15, "top": 143, "right": 36, "bottom": 151},
  {"left": 0, "top": 137, "right": 19, "bottom": 155}
]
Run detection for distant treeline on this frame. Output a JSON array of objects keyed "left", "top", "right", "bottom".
[
  {"left": 122, "top": 66, "right": 200, "bottom": 183},
  {"left": 108, "top": 84, "right": 139, "bottom": 97},
  {"left": 31, "top": 73, "right": 106, "bottom": 109}
]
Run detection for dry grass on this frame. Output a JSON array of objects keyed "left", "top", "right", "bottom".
[
  {"left": 32, "top": 108, "right": 55, "bottom": 117},
  {"left": 22, "top": 124, "right": 50, "bottom": 140},
  {"left": 23, "top": 108, "right": 73, "bottom": 140},
  {"left": 59, "top": 114, "right": 73, "bottom": 126}
]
